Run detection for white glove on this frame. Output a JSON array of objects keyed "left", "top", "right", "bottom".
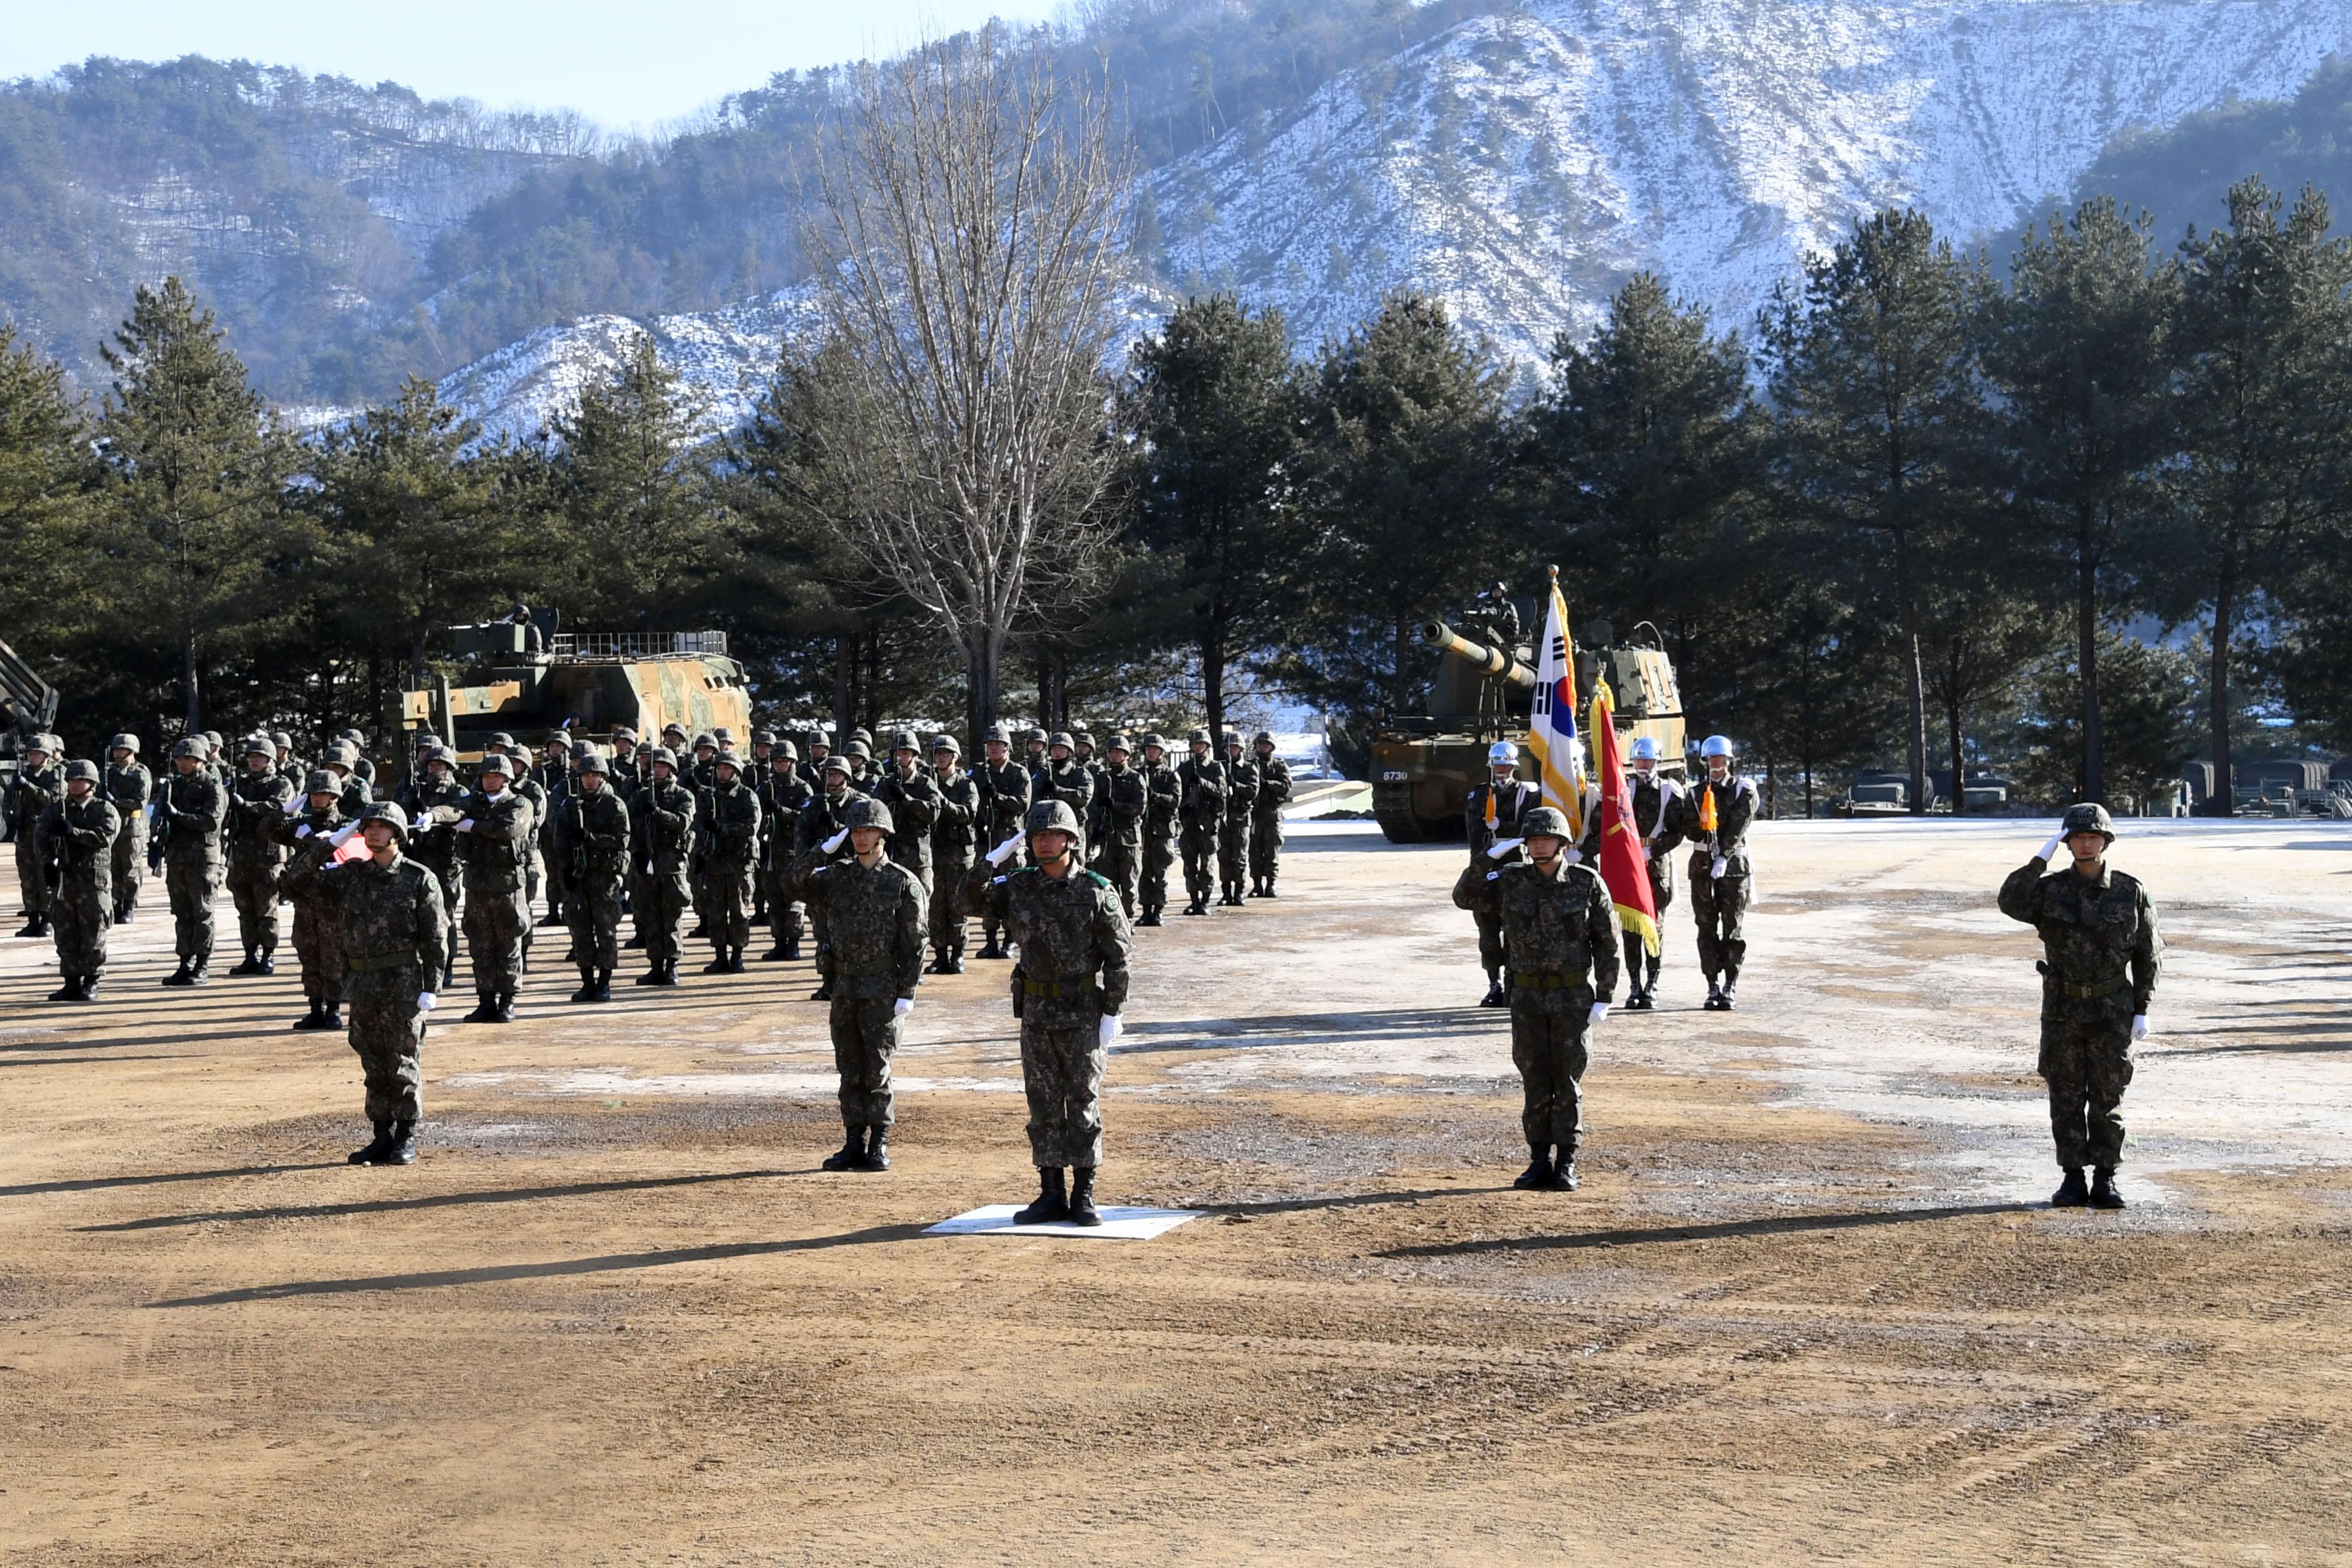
[
  {"left": 1563, "top": 848, "right": 1583, "bottom": 865},
  {"left": 328, "top": 823, "right": 360, "bottom": 846},
  {"left": 1485, "top": 836, "right": 1523, "bottom": 861},
  {"left": 2038, "top": 834, "right": 2064, "bottom": 862},
  {"left": 294, "top": 824, "right": 311, "bottom": 839},
  {"left": 986, "top": 834, "right": 1022, "bottom": 867},
  {"left": 821, "top": 827, "right": 850, "bottom": 854},
  {"left": 416, "top": 992, "right": 436, "bottom": 1012},
  {"left": 1099, "top": 1014, "right": 1122, "bottom": 1047},
  {"left": 456, "top": 818, "right": 475, "bottom": 833},
  {"left": 2131, "top": 1014, "right": 2149, "bottom": 1042},
  {"left": 892, "top": 997, "right": 913, "bottom": 1017},
  {"left": 1710, "top": 856, "right": 1727, "bottom": 879},
  {"left": 1589, "top": 1001, "right": 1610, "bottom": 1026},
  {"left": 281, "top": 794, "right": 302, "bottom": 816}
]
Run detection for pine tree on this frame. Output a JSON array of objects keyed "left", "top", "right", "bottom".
[
  {"left": 554, "top": 331, "right": 723, "bottom": 630},
  {"left": 0, "top": 326, "right": 90, "bottom": 637}
]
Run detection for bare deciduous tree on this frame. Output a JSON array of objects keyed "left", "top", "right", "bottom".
[{"left": 801, "top": 28, "right": 1130, "bottom": 740}]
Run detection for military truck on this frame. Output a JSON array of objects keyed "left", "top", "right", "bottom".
[
  {"left": 390, "top": 623, "right": 753, "bottom": 774},
  {"left": 1370, "top": 610, "right": 1686, "bottom": 844}
]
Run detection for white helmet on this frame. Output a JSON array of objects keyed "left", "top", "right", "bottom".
[
  {"left": 1487, "top": 741, "right": 1518, "bottom": 767},
  {"left": 1630, "top": 736, "right": 1658, "bottom": 762},
  {"left": 1700, "top": 734, "right": 1735, "bottom": 760}
]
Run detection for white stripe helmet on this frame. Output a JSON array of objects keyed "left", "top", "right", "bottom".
[
  {"left": 1700, "top": 734, "right": 1735, "bottom": 759},
  {"left": 1629, "top": 737, "right": 1658, "bottom": 761},
  {"left": 1487, "top": 741, "right": 1518, "bottom": 767}
]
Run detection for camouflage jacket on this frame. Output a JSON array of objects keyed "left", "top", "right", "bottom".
[
  {"left": 932, "top": 769, "right": 981, "bottom": 857},
  {"left": 1139, "top": 760, "right": 1182, "bottom": 841},
  {"left": 631, "top": 778, "right": 700, "bottom": 874},
  {"left": 226, "top": 767, "right": 297, "bottom": 861},
  {"left": 974, "top": 760, "right": 1031, "bottom": 841},
  {"left": 801, "top": 854, "right": 926, "bottom": 999},
  {"left": 1665, "top": 774, "right": 1758, "bottom": 873},
  {"left": 284, "top": 843, "right": 449, "bottom": 979},
  {"left": 1464, "top": 779, "right": 1540, "bottom": 861},
  {"left": 974, "top": 863, "right": 1133, "bottom": 1023},
  {"left": 35, "top": 795, "right": 121, "bottom": 877},
  {"left": 1220, "top": 758, "right": 1259, "bottom": 824},
  {"left": 455, "top": 789, "right": 538, "bottom": 892},
  {"left": 157, "top": 769, "right": 228, "bottom": 863},
  {"left": 273, "top": 804, "right": 348, "bottom": 899},
  {"left": 702, "top": 778, "right": 763, "bottom": 865},
  {"left": 5, "top": 761, "right": 60, "bottom": 836},
  {"left": 397, "top": 775, "right": 470, "bottom": 868},
  {"left": 759, "top": 770, "right": 814, "bottom": 870},
  {"left": 1176, "top": 756, "right": 1226, "bottom": 831},
  {"left": 1037, "top": 758, "right": 1095, "bottom": 821},
  {"left": 105, "top": 760, "right": 154, "bottom": 821},
  {"left": 556, "top": 787, "right": 632, "bottom": 879},
  {"left": 873, "top": 767, "right": 941, "bottom": 876},
  {"left": 1451, "top": 855, "right": 1622, "bottom": 1006},
  {"left": 1998, "top": 858, "right": 2163, "bottom": 1023},
  {"left": 794, "top": 785, "right": 867, "bottom": 862},
  {"left": 1093, "top": 765, "right": 1146, "bottom": 849},
  {"left": 1251, "top": 755, "right": 1293, "bottom": 820}
]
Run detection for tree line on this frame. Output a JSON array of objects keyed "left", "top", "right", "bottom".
[{"left": 3, "top": 173, "right": 2347, "bottom": 815}]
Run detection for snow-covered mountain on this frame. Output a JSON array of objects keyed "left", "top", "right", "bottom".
[{"left": 422, "top": 0, "right": 2352, "bottom": 433}]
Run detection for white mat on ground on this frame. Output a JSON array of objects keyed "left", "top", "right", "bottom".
[{"left": 926, "top": 1204, "right": 1202, "bottom": 1240}]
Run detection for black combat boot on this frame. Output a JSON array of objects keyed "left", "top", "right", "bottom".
[
  {"left": 1646, "top": 956, "right": 1661, "bottom": 1003},
  {"left": 1720, "top": 969, "right": 1739, "bottom": 1011},
  {"left": 440, "top": 961, "right": 455, "bottom": 992},
  {"left": 382, "top": 1119, "right": 418, "bottom": 1166},
  {"left": 944, "top": 952, "right": 965, "bottom": 975},
  {"left": 593, "top": 967, "right": 613, "bottom": 1002},
  {"left": 494, "top": 992, "right": 516, "bottom": 1023},
  {"left": 574, "top": 965, "right": 602, "bottom": 1002},
  {"left": 761, "top": 943, "right": 790, "bottom": 962},
  {"left": 859, "top": 1125, "right": 891, "bottom": 1173},
  {"left": 78, "top": 974, "right": 100, "bottom": 1002},
  {"left": 1546, "top": 1150, "right": 1580, "bottom": 1191},
  {"left": 624, "top": 932, "right": 647, "bottom": 949},
  {"left": 256, "top": 950, "right": 276, "bottom": 977},
  {"left": 464, "top": 992, "right": 500, "bottom": 1023},
  {"left": 652, "top": 959, "right": 679, "bottom": 986},
  {"left": 1014, "top": 1167, "right": 1068, "bottom": 1225},
  {"left": 349, "top": 1121, "right": 394, "bottom": 1164},
  {"left": 2050, "top": 1168, "right": 2090, "bottom": 1208},
  {"left": 229, "top": 945, "right": 266, "bottom": 976},
  {"left": 1067, "top": 1167, "right": 1102, "bottom": 1226},
  {"left": 1703, "top": 977, "right": 1725, "bottom": 1012},
  {"left": 1181, "top": 897, "right": 1206, "bottom": 916},
  {"left": 48, "top": 976, "right": 81, "bottom": 1003},
  {"left": 687, "top": 921, "right": 708, "bottom": 941},
  {"left": 117, "top": 902, "right": 135, "bottom": 925},
  {"left": 292, "top": 1003, "right": 329, "bottom": 1031},
  {"left": 1248, "top": 877, "right": 1265, "bottom": 898},
  {"left": 112, "top": 899, "right": 128, "bottom": 924},
  {"left": 821, "top": 1126, "right": 866, "bottom": 1171},
  {"left": 1513, "top": 1142, "right": 1554, "bottom": 1190},
  {"left": 184, "top": 959, "right": 210, "bottom": 986},
  {"left": 810, "top": 978, "right": 833, "bottom": 1002},
  {"left": 1139, "top": 908, "right": 1162, "bottom": 928},
  {"left": 783, "top": 936, "right": 803, "bottom": 961},
  {"left": 2088, "top": 1169, "right": 2126, "bottom": 1210},
  {"left": 1262, "top": 880, "right": 1278, "bottom": 899},
  {"left": 1479, "top": 971, "right": 1507, "bottom": 1008},
  {"left": 540, "top": 908, "right": 567, "bottom": 928},
  {"left": 725, "top": 947, "right": 747, "bottom": 974},
  {"left": 703, "top": 948, "right": 731, "bottom": 975},
  {"left": 978, "top": 932, "right": 1005, "bottom": 959},
  {"left": 321, "top": 1004, "right": 344, "bottom": 1030}
]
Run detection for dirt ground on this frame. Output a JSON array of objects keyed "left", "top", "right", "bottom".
[{"left": 1, "top": 817, "right": 2346, "bottom": 1565}]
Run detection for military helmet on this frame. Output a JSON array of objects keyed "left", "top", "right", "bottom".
[
  {"left": 2061, "top": 802, "right": 2117, "bottom": 843},
  {"left": 1106, "top": 734, "right": 1131, "bottom": 754},
  {"left": 357, "top": 800, "right": 411, "bottom": 839},
  {"left": 172, "top": 737, "right": 207, "bottom": 760},
  {"left": 840, "top": 795, "right": 896, "bottom": 835},
  {"left": 1188, "top": 727, "right": 1212, "bottom": 745},
  {"left": 821, "top": 754, "right": 853, "bottom": 776},
  {"left": 851, "top": 727, "right": 874, "bottom": 745},
  {"left": 648, "top": 745, "right": 679, "bottom": 769},
  {"left": 1023, "top": 728, "right": 1047, "bottom": 746},
  {"left": 1700, "top": 734, "right": 1736, "bottom": 759},
  {"left": 983, "top": 721, "right": 1013, "bottom": 744},
  {"left": 890, "top": 729, "right": 921, "bottom": 754},
  {"left": 1630, "top": 736, "right": 1659, "bottom": 761},
  {"left": 661, "top": 721, "right": 687, "bottom": 738},
  {"left": 1072, "top": 730, "right": 1095, "bottom": 750},
  {"left": 110, "top": 732, "right": 141, "bottom": 755},
  {"left": 844, "top": 739, "right": 872, "bottom": 760},
  {"left": 36, "top": 732, "right": 63, "bottom": 754},
  {"left": 1049, "top": 731, "right": 1074, "bottom": 751},
  {"left": 546, "top": 730, "right": 573, "bottom": 750},
  {"left": 752, "top": 729, "right": 777, "bottom": 747},
  {"left": 1253, "top": 729, "right": 1276, "bottom": 747},
  {"left": 203, "top": 729, "right": 222, "bottom": 748},
  {"left": 712, "top": 727, "right": 736, "bottom": 744},
  {"left": 322, "top": 743, "right": 356, "bottom": 769},
  {"left": 932, "top": 734, "right": 961, "bottom": 757},
  {"left": 1026, "top": 798, "right": 1083, "bottom": 838},
  {"left": 576, "top": 751, "right": 610, "bottom": 776},
  {"left": 414, "top": 730, "right": 440, "bottom": 750},
  {"left": 1222, "top": 730, "right": 1243, "bottom": 749},
  {"left": 614, "top": 725, "right": 639, "bottom": 743},
  {"left": 807, "top": 726, "right": 833, "bottom": 747},
  {"left": 61, "top": 758, "right": 100, "bottom": 785},
  {"left": 772, "top": 740, "right": 800, "bottom": 763},
  {"left": 712, "top": 750, "right": 743, "bottom": 773},
  {"left": 270, "top": 730, "right": 292, "bottom": 750},
  {"left": 476, "top": 753, "right": 513, "bottom": 778},
  {"left": 691, "top": 732, "right": 717, "bottom": 752},
  {"left": 485, "top": 730, "right": 515, "bottom": 750},
  {"left": 340, "top": 727, "right": 366, "bottom": 745},
  {"left": 244, "top": 736, "right": 273, "bottom": 758},
  {"left": 1521, "top": 806, "right": 1573, "bottom": 841},
  {"left": 1487, "top": 741, "right": 1518, "bottom": 767},
  {"left": 1140, "top": 732, "right": 1166, "bottom": 750},
  {"left": 507, "top": 743, "right": 533, "bottom": 765},
  {"left": 305, "top": 768, "right": 338, "bottom": 796},
  {"left": 426, "top": 745, "right": 458, "bottom": 768}
]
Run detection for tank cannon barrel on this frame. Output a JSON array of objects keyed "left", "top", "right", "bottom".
[{"left": 1418, "top": 620, "right": 1536, "bottom": 690}]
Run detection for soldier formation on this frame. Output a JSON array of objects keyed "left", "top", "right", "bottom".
[{"left": 5, "top": 717, "right": 2164, "bottom": 1212}]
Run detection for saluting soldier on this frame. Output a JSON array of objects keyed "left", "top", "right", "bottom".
[
  {"left": 222, "top": 737, "right": 296, "bottom": 976},
  {"left": 39, "top": 760, "right": 121, "bottom": 1002},
  {"left": 556, "top": 750, "right": 632, "bottom": 1002},
  {"left": 796, "top": 796, "right": 926, "bottom": 1173},
  {"left": 10, "top": 733, "right": 63, "bottom": 936},
  {"left": 1453, "top": 805, "right": 1619, "bottom": 1191},
  {"left": 758, "top": 741, "right": 814, "bottom": 962},
  {"left": 1999, "top": 803, "right": 2163, "bottom": 1210},
  {"left": 275, "top": 769, "right": 349, "bottom": 1032},
  {"left": 1175, "top": 729, "right": 1225, "bottom": 917},
  {"left": 1217, "top": 731, "right": 1256, "bottom": 908},
  {"left": 972, "top": 799, "right": 1134, "bottom": 1227},
  {"left": 1135, "top": 733, "right": 1182, "bottom": 926},
  {"left": 1621, "top": 737, "right": 1683, "bottom": 1010},
  {"left": 928, "top": 734, "right": 981, "bottom": 973},
  {"left": 872, "top": 730, "right": 942, "bottom": 891},
  {"left": 104, "top": 734, "right": 152, "bottom": 924},
  {"left": 156, "top": 736, "right": 228, "bottom": 985},
  {"left": 453, "top": 754, "right": 536, "bottom": 1022},
  {"left": 631, "top": 747, "right": 700, "bottom": 988},
  {"left": 1247, "top": 730, "right": 1293, "bottom": 898},
  {"left": 971, "top": 723, "right": 1030, "bottom": 958},
  {"left": 1090, "top": 735, "right": 1147, "bottom": 920},
  {"left": 700, "top": 750, "right": 762, "bottom": 974},
  {"left": 282, "top": 801, "right": 448, "bottom": 1168},
  {"left": 1666, "top": 735, "right": 1757, "bottom": 1011},
  {"left": 1465, "top": 741, "right": 1540, "bottom": 1007}
]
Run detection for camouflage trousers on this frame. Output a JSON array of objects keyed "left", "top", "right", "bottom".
[
  {"left": 760, "top": 863, "right": 805, "bottom": 948},
  {"left": 289, "top": 897, "right": 344, "bottom": 1006},
  {"left": 112, "top": 818, "right": 148, "bottom": 911},
  {"left": 52, "top": 871, "right": 110, "bottom": 977},
  {"left": 226, "top": 856, "right": 282, "bottom": 954},
  {"left": 705, "top": 856, "right": 756, "bottom": 950},
  {"left": 930, "top": 852, "right": 973, "bottom": 959},
  {"left": 13, "top": 835, "right": 46, "bottom": 918},
  {"left": 1179, "top": 825, "right": 1217, "bottom": 903},
  {"left": 1474, "top": 908, "right": 1507, "bottom": 975},
  {"left": 346, "top": 963, "right": 427, "bottom": 1123},
  {"left": 1092, "top": 839, "right": 1139, "bottom": 920},
  {"left": 568, "top": 872, "right": 624, "bottom": 971},
  {"left": 1021, "top": 1012, "right": 1106, "bottom": 1170},
  {"left": 1511, "top": 994, "right": 1593, "bottom": 1152},
  {"left": 1249, "top": 814, "right": 1284, "bottom": 883},
  {"left": 1690, "top": 867, "right": 1748, "bottom": 979},
  {"left": 2039, "top": 1012, "right": 2134, "bottom": 1171},
  {"left": 640, "top": 864, "right": 692, "bottom": 967},
  {"left": 166, "top": 856, "right": 224, "bottom": 962},
  {"left": 1217, "top": 817, "right": 1248, "bottom": 886},
  {"left": 830, "top": 991, "right": 903, "bottom": 1130},
  {"left": 540, "top": 832, "right": 570, "bottom": 923},
  {"left": 462, "top": 883, "right": 529, "bottom": 994},
  {"left": 1140, "top": 834, "right": 1174, "bottom": 916}
]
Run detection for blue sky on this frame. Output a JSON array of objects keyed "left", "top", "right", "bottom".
[{"left": 1, "top": 1, "right": 1061, "bottom": 130}]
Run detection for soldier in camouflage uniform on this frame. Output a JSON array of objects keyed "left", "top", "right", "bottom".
[
  {"left": 1247, "top": 730, "right": 1293, "bottom": 898},
  {"left": 699, "top": 751, "right": 761, "bottom": 973},
  {"left": 1998, "top": 803, "right": 2163, "bottom": 1210},
  {"left": 1035, "top": 733, "right": 1094, "bottom": 848},
  {"left": 1089, "top": 735, "right": 1147, "bottom": 920},
  {"left": 502, "top": 740, "right": 547, "bottom": 937},
  {"left": 971, "top": 723, "right": 1030, "bottom": 959},
  {"left": 223, "top": 737, "right": 296, "bottom": 975},
  {"left": 927, "top": 735, "right": 980, "bottom": 973},
  {"left": 1665, "top": 735, "right": 1757, "bottom": 1011},
  {"left": 871, "top": 731, "right": 941, "bottom": 888},
  {"left": 1216, "top": 732, "right": 1257, "bottom": 908},
  {"left": 104, "top": 734, "right": 152, "bottom": 923},
  {"left": 795, "top": 796, "right": 926, "bottom": 1173},
  {"left": 1175, "top": 729, "right": 1225, "bottom": 917},
  {"left": 454, "top": 754, "right": 536, "bottom": 1021},
  {"left": 1073, "top": 731, "right": 1108, "bottom": 850},
  {"left": 1135, "top": 733, "right": 1182, "bottom": 926},
  {"left": 972, "top": 798, "right": 1134, "bottom": 1227},
  {"left": 397, "top": 745, "right": 469, "bottom": 985},
  {"left": 535, "top": 731, "right": 575, "bottom": 928},
  {"left": 275, "top": 769, "right": 349, "bottom": 1031},
  {"left": 556, "top": 751, "right": 631, "bottom": 1001},
  {"left": 1453, "top": 805, "right": 1620, "bottom": 1191},
  {"left": 39, "top": 761, "right": 121, "bottom": 1001},
  {"left": 320, "top": 742, "right": 372, "bottom": 820},
  {"left": 156, "top": 737, "right": 228, "bottom": 985},
  {"left": 758, "top": 742, "right": 813, "bottom": 962},
  {"left": 794, "top": 754, "right": 867, "bottom": 1000},
  {"left": 282, "top": 801, "right": 449, "bottom": 1167},
  {"left": 629, "top": 748, "right": 699, "bottom": 988},
  {"left": 9, "top": 733, "right": 61, "bottom": 936}
]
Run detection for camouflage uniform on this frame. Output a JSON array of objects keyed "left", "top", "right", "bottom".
[
  {"left": 104, "top": 739, "right": 153, "bottom": 920},
  {"left": 758, "top": 754, "right": 814, "bottom": 961},
  {"left": 799, "top": 835, "right": 926, "bottom": 1148},
  {"left": 1175, "top": 740, "right": 1226, "bottom": 916},
  {"left": 1999, "top": 824, "right": 2162, "bottom": 1182},
  {"left": 971, "top": 739, "right": 1030, "bottom": 957},
  {"left": 1088, "top": 749, "right": 1147, "bottom": 919},
  {"left": 1465, "top": 776, "right": 1541, "bottom": 999},
  {"left": 37, "top": 772, "right": 121, "bottom": 997},
  {"left": 928, "top": 742, "right": 981, "bottom": 972},
  {"left": 1136, "top": 738, "right": 1182, "bottom": 925},
  {"left": 872, "top": 749, "right": 942, "bottom": 892},
  {"left": 396, "top": 758, "right": 469, "bottom": 943},
  {"left": 793, "top": 769, "right": 867, "bottom": 997},
  {"left": 455, "top": 775, "right": 537, "bottom": 1012},
  {"left": 631, "top": 763, "right": 700, "bottom": 982},
  {"left": 284, "top": 814, "right": 449, "bottom": 1133},
  {"left": 1666, "top": 771, "right": 1758, "bottom": 1005},
  {"left": 534, "top": 743, "right": 575, "bottom": 926},
  {"left": 224, "top": 747, "right": 296, "bottom": 968},
  {"left": 700, "top": 760, "right": 762, "bottom": 968},
  {"left": 1217, "top": 742, "right": 1257, "bottom": 906},
  {"left": 1453, "top": 832, "right": 1620, "bottom": 1182},
  {"left": 555, "top": 765, "right": 632, "bottom": 995},
  {"left": 1037, "top": 748, "right": 1095, "bottom": 844},
  {"left": 273, "top": 776, "right": 348, "bottom": 1025},
  {"left": 157, "top": 750, "right": 228, "bottom": 978},
  {"left": 8, "top": 747, "right": 61, "bottom": 930},
  {"left": 506, "top": 747, "right": 548, "bottom": 925},
  {"left": 1247, "top": 736, "right": 1292, "bottom": 896}
]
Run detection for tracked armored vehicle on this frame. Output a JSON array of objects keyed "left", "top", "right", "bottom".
[{"left": 1370, "top": 613, "right": 1685, "bottom": 844}]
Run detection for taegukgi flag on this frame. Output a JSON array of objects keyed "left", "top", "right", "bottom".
[{"left": 1526, "top": 569, "right": 1584, "bottom": 839}]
